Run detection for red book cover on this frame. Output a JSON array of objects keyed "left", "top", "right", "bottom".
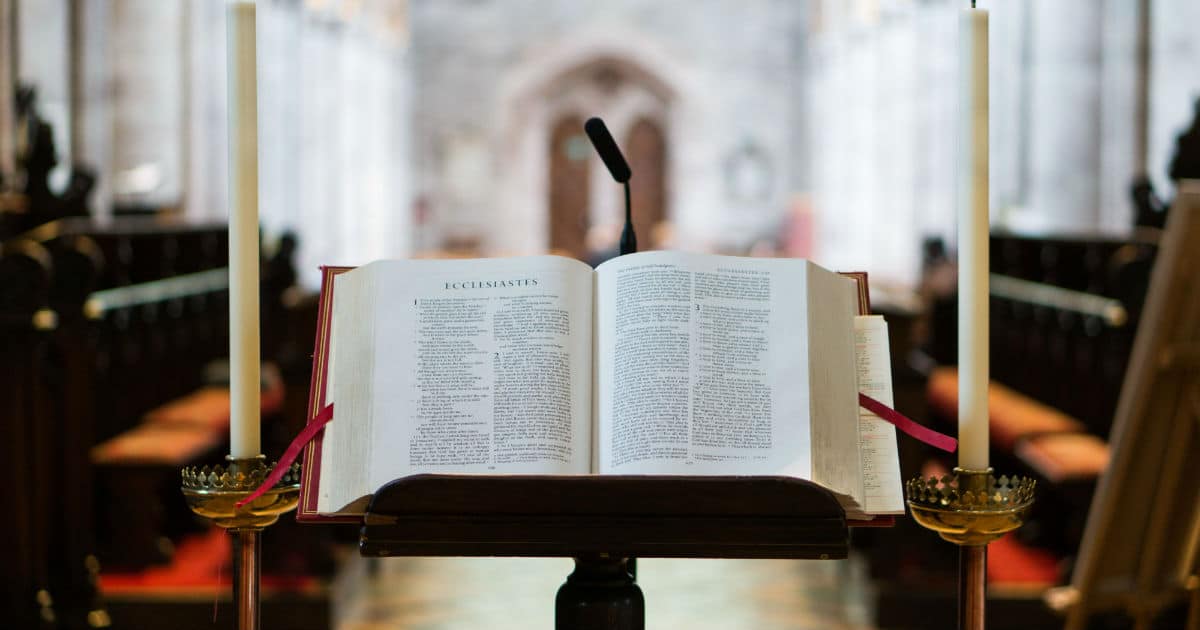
[
  {"left": 839, "top": 271, "right": 871, "bottom": 315},
  {"left": 298, "top": 266, "right": 358, "bottom": 523}
]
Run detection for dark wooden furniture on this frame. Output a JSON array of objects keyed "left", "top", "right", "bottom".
[
  {"left": 1, "top": 216, "right": 234, "bottom": 626},
  {"left": 361, "top": 474, "right": 852, "bottom": 630},
  {"left": 3, "top": 215, "right": 337, "bottom": 628},
  {"left": 920, "top": 231, "right": 1159, "bottom": 545},
  {"left": 864, "top": 229, "right": 1165, "bottom": 629},
  {"left": 1, "top": 239, "right": 60, "bottom": 628}
]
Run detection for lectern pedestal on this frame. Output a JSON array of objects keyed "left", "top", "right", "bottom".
[
  {"left": 556, "top": 556, "right": 643, "bottom": 630},
  {"left": 360, "top": 475, "right": 854, "bottom": 629}
]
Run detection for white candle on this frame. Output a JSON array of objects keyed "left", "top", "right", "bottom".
[
  {"left": 228, "top": 1, "right": 260, "bottom": 459},
  {"left": 958, "top": 5, "right": 989, "bottom": 470}
]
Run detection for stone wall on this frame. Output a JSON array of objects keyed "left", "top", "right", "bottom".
[
  {"left": 12, "top": 0, "right": 1200, "bottom": 286},
  {"left": 409, "top": 0, "right": 806, "bottom": 254}
]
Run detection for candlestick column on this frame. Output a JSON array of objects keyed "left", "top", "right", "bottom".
[
  {"left": 958, "top": 6, "right": 989, "bottom": 471},
  {"left": 228, "top": 2, "right": 260, "bottom": 460},
  {"left": 908, "top": 16, "right": 1033, "bottom": 628}
]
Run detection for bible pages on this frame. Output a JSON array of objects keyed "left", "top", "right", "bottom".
[{"left": 302, "top": 252, "right": 904, "bottom": 521}]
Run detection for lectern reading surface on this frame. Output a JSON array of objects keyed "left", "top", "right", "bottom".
[{"left": 360, "top": 474, "right": 849, "bottom": 560}]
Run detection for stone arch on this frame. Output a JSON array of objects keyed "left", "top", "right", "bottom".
[{"left": 490, "top": 31, "right": 702, "bottom": 255}]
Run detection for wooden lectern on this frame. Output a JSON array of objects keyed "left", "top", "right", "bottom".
[{"left": 360, "top": 474, "right": 854, "bottom": 629}]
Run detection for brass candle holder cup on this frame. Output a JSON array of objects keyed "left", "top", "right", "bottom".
[
  {"left": 181, "top": 455, "right": 301, "bottom": 529},
  {"left": 906, "top": 467, "right": 1036, "bottom": 546},
  {"left": 906, "top": 467, "right": 1036, "bottom": 629},
  {"left": 181, "top": 455, "right": 301, "bottom": 630}
]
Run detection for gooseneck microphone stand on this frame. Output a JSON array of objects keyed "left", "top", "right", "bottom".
[{"left": 584, "top": 117, "right": 636, "bottom": 255}]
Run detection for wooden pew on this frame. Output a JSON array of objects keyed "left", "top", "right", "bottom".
[
  {"left": 925, "top": 234, "right": 1155, "bottom": 551},
  {"left": 871, "top": 232, "right": 1159, "bottom": 629},
  {"left": 4, "top": 216, "right": 233, "bottom": 623},
  {"left": 6, "top": 217, "right": 329, "bottom": 628},
  {"left": 0, "top": 239, "right": 59, "bottom": 627},
  {"left": 922, "top": 233, "right": 1155, "bottom": 455},
  {"left": 84, "top": 266, "right": 235, "bottom": 569},
  {"left": 987, "top": 233, "right": 1156, "bottom": 438}
]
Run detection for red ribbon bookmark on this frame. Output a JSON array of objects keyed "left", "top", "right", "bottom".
[
  {"left": 859, "top": 393, "right": 957, "bottom": 453},
  {"left": 236, "top": 403, "right": 334, "bottom": 508}
]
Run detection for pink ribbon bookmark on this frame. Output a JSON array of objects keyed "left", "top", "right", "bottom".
[
  {"left": 859, "top": 393, "right": 957, "bottom": 453},
  {"left": 235, "top": 404, "right": 334, "bottom": 508}
]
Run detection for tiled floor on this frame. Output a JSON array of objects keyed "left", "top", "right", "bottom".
[{"left": 334, "top": 554, "right": 877, "bottom": 629}]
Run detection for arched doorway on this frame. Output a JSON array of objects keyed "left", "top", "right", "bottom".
[
  {"left": 625, "top": 118, "right": 668, "bottom": 249},
  {"left": 494, "top": 32, "right": 697, "bottom": 256},
  {"left": 547, "top": 115, "right": 591, "bottom": 259}
]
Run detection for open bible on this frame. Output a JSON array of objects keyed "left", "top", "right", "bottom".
[{"left": 298, "top": 251, "right": 903, "bottom": 522}]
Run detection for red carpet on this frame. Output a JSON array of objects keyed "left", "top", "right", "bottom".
[
  {"left": 988, "top": 532, "right": 1061, "bottom": 586},
  {"left": 100, "top": 528, "right": 318, "bottom": 596}
]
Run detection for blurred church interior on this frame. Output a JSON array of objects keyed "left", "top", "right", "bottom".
[{"left": 4, "top": 0, "right": 1199, "bottom": 628}]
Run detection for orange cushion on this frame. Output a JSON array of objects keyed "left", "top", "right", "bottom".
[
  {"left": 1015, "top": 433, "right": 1109, "bottom": 483},
  {"left": 145, "top": 387, "right": 233, "bottom": 430},
  {"left": 144, "top": 365, "right": 285, "bottom": 430},
  {"left": 96, "top": 365, "right": 288, "bottom": 466},
  {"left": 91, "top": 424, "right": 220, "bottom": 466},
  {"left": 928, "top": 367, "right": 1087, "bottom": 450}
]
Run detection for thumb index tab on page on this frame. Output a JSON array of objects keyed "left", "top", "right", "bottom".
[
  {"left": 235, "top": 403, "right": 334, "bottom": 508},
  {"left": 858, "top": 393, "right": 958, "bottom": 453}
]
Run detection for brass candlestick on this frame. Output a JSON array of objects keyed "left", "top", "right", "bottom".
[
  {"left": 906, "top": 468, "right": 1036, "bottom": 630},
  {"left": 181, "top": 455, "right": 301, "bottom": 630}
]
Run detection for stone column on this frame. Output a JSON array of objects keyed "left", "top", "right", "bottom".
[
  {"left": 69, "top": 0, "right": 112, "bottom": 219},
  {"left": 1097, "top": 0, "right": 1143, "bottom": 233},
  {"left": 1148, "top": 0, "right": 1200, "bottom": 197},
  {"left": 16, "top": 0, "right": 71, "bottom": 190},
  {"left": 110, "top": 0, "right": 184, "bottom": 209},
  {"left": 1026, "top": 0, "right": 1103, "bottom": 232},
  {"left": 183, "top": 0, "right": 228, "bottom": 221},
  {"left": 0, "top": 0, "right": 15, "bottom": 183}
]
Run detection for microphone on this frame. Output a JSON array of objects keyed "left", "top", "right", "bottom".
[
  {"left": 584, "top": 117, "right": 636, "bottom": 255},
  {"left": 584, "top": 118, "right": 631, "bottom": 183}
]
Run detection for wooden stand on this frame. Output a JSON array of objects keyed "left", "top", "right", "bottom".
[{"left": 361, "top": 474, "right": 852, "bottom": 629}]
